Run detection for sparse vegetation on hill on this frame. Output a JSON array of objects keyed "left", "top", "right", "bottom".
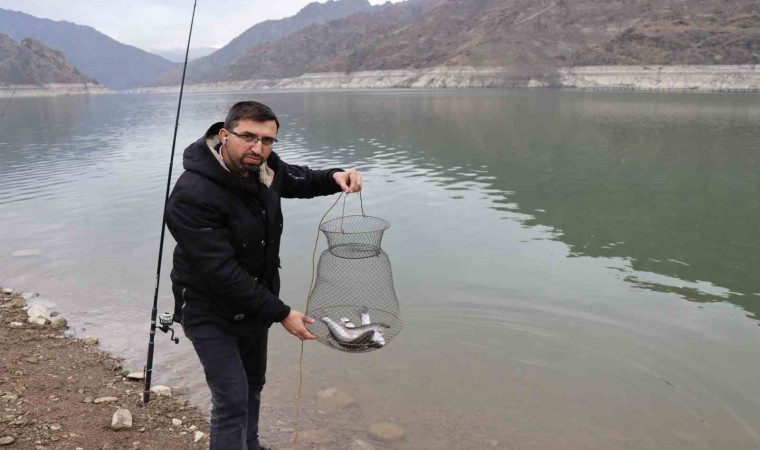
[{"left": 0, "top": 34, "right": 98, "bottom": 85}]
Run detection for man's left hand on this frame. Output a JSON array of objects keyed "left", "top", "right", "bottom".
[{"left": 333, "top": 169, "right": 363, "bottom": 194}]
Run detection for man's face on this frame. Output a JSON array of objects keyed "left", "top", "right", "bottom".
[{"left": 219, "top": 119, "right": 278, "bottom": 176}]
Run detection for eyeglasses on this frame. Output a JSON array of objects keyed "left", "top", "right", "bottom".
[{"left": 229, "top": 130, "right": 278, "bottom": 147}]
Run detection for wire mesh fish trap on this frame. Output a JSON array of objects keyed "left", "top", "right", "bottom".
[
  {"left": 319, "top": 215, "right": 389, "bottom": 259},
  {"left": 307, "top": 214, "right": 402, "bottom": 353}
]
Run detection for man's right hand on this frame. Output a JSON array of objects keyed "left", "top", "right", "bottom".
[{"left": 281, "top": 310, "right": 317, "bottom": 341}]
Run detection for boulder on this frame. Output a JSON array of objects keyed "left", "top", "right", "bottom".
[
  {"left": 150, "top": 385, "right": 172, "bottom": 397},
  {"left": 0, "top": 436, "right": 14, "bottom": 445},
  {"left": 316, "top": 387, "right": 355, "bottom": 411},
  {"left": 170, "top": 385, "right": 188, "bottom": 395},
  {"left": 51, "top": 317, "right": 67, "bottom": 329},
  {"left": 26, "top": 305, "right": 52, "bottom": 325},
  {"left": 368, "top": 422, "right": 406, "bottom": 441},
  {"left": 111, "top": 408, "right": 133, "bottom": 430}
]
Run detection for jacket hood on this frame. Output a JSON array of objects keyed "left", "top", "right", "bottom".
[{"left": 183, "top": 122, "right": 282, "bottom": 196}]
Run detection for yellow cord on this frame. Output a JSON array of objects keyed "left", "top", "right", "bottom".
[{"left": 293, "top": 192, "right": 345, "bottom": 445}]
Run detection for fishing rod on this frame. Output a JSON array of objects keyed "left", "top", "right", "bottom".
[
  {"left": 0, "top": 88, "right": 16, "bottom": 120},
  {"left": 143, "top": 0, "right": 198, "bottom": 405}
]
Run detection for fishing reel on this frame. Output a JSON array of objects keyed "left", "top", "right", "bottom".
[{"left": 158, "top": 312, "right": 179, "bottom": 344}]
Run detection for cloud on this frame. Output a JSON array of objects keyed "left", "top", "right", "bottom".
[{"left": 1, "top": 0, "right": 403, "bottom": 52}]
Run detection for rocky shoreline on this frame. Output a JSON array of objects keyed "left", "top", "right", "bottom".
[
  {"left": 0, "top": 287, "right": 411, "bottom": 450},
  {"left": 0, "top": 287, "right": 208, "bottom": 450},
  {"left": 0, "top": 83, "right": 110, "bottom": 99},
  {"left": 131, "top": 65, "right": 760, "bottom": 94}
]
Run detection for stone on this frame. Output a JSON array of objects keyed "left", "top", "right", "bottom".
[
  {"left": 7, "top": 298, "right": 25, "bottom": 309},
  {"left": 12, "top": 249, "right": 43, "bottom": 257},
  {"left": 83, "top": 396, "right": 93, "bottom": 403},
  {"left": 150, "top": 385, "right": 171, "bottom": 397},
  {"left": 83, "top": 336, "right": 99, "bottom": 345},
  {"left": 170, "top": 385, "right": 188, "bottom": 395},
  {"left": 26, "top": 305, "right": 52, "bottom": 325},
  {"left": 1, "top": 394, "right": 19, "bottom": 402},
  {"left": 315, "top": 387, "right": 355, "bottom": 411},
  {"left": 2, "top": 288, "right": 13, "bottom": 294},
  {"left": 51, "top": 317, "right": 67, "bottom": 329},
  {"left": 349, "top": 439, "right": 376, "bottom": 450},
  {"left": 368, "top": 422, "right": 406, "bottom": 441},
  {"left": 298, "top": 429, "right": 336, "bottom": 445},
  {"left": 102, "top": 441, "right": 115, "bottom": 449},
  {"left": 125, "top": 371, "right": 144, "bottom": 381},
  {"left": 171, "top": 418, "right": 182, "bottom": 427},
  {"left": 188, "top": 425, "right": 197, "bottom": 431},
  {"left": 111, "top": 408, "right": 133, "bottom": 430},
  {"left": 27, "top": 318, "right": 48, "bottom": 326},
  {"left": 24, "top": 356, "right": 39, "bottom": 364},
  {"left": 193, "top": 431, "right": 205, "bottom": 443},
  {"left": 93, "top": 396, "right": 118, "bottom": 404},
  {"left": 49, "top": 423, "right": 62, "bottom": 431},
  {"left": 9, "top": 322, "right": 23, "bottom": 328},
  {"left": 22, "top": 292, "right": 39, "bottom": 301},
  {"left": 0, "top": 436, "right": 12, "bottom": 445}
]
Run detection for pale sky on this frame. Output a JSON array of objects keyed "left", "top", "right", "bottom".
[{"left": 0, "top": 0, "right": 403, "bottom": 52}]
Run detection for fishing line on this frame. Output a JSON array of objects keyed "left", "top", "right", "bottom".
[
  {"left": 293, "top": 190, "right": 364, "bottom": 444},
  {"left": 293, "top": 191, "right": 344, "bottom": 444},
  {"left": 142, "top": 0, "right": 198, "bottom": 405}
]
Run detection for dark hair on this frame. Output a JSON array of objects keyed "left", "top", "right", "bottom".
[{"left": 224, "top": 101, "right": 280, "bottom": 131}]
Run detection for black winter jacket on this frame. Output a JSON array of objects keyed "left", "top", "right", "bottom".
[{"left": 166, "top": 122, "right": 343, "bottom": 335}]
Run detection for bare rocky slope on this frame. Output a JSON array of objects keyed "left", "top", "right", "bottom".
[
  {"left": 217, "top": 0, "right": 759, "bottom": 83},
  {"left": 0, "top": 34, "right": 98, "bottom": 85},
  {"left": 153, "top": 0, "right": 373, "bottom": 86}
]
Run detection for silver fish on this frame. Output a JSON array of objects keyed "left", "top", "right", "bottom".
[{"left": 322, "top": 317, "right": 390, "bottom": 348}]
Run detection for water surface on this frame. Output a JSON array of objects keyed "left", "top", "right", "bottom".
[{"left": 1, "top": 90, "right": 759, "bottom": 449}]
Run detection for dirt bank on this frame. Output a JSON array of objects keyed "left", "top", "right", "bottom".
[{"left": 0, "top": 289, "right": 209, "bottom": 450}]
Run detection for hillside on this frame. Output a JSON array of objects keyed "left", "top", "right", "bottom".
[
  {"left": 152, "top": 0, "right": 373, "bottom": 86},
  {"left": 0, "top": 34, "right": 97, "bottom": 85},
  {"left": 0, "top": 7, "right": 175, "bottom": 89},
  {"left": 570, "top": 13, "right": 760, "bottom": 66},
  {"left": 220, "top": 0, "right": 759, "bottom": 82}
]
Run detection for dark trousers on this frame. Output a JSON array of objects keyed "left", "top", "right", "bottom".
[{"left": 183, "top": 322, "right": 268, "bottom": 450}]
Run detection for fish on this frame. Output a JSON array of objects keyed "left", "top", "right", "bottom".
[{"left": 321, "top": 317, "right": 390, "bottom": 348}]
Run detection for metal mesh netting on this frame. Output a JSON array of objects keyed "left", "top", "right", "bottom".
[{"left": 307, "top": 215, "right": 402, "bottom": 353}]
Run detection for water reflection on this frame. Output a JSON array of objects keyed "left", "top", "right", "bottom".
[{"left": 275, "top": 90, "right": 760, "bottom": 320}]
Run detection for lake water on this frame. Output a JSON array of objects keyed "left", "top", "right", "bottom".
[{"left": 1, "top": 90, "right": 759, "bottom": 449}]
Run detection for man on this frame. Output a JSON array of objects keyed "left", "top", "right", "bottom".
[{"left": 165, "top": 101, "right": 361, "bottom": 450}]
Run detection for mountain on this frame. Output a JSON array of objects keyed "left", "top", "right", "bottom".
[
  {"left": 152, "top": 0, "right": 373, "bottom": 85},
  {"left": 150, "top": 46, "right": 219, "bottom": 63},
  {"left": 0, "top": 7, "right": 175, "bottom": 89},
  {"left": 0, "top": 34, "right": 97, "bottom": 85},
  {"left": 570, "top": 13, "right": 760, "bottom": 66},
  {"left": 221, "top": 0, "right": 759, "bottom": 82}
]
